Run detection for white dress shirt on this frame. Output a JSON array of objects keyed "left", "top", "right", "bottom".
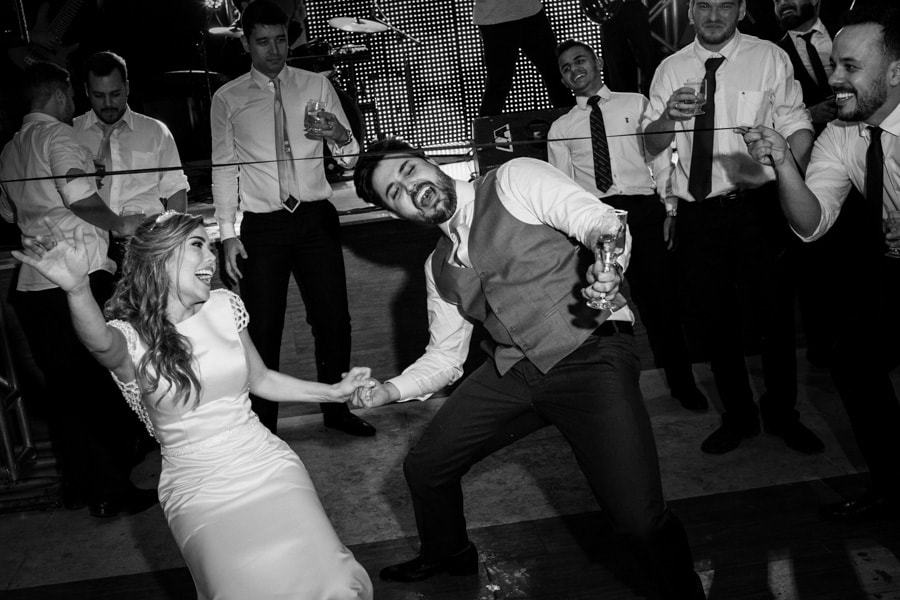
[
  {"left": 0, "top": 113, "right": 114, "bottom": 291},
  {"left": 548, "top": 86, "right": 671, "bottom": 203},
  {"left": 387, "top": 158, "right": 635, "bottom": 401},
  {"left": 643, "top": 31, "right": 813, "bottom": 201},
  {"left": 802, "top": 102, "right": 900, "bottom": 241},
  {"left": 211, "top": 66, "right": 359, "bottom": 241},
  {"left": 72, "top": 106, "right": 189, "bottom": 216},
  {"left": 786, "top": 18, "right": 833, "bottom": 83}
]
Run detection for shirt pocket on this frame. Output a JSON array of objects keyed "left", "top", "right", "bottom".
[
  {"left": 131, "top": 150, "right": 158, "bottom": 169},
  {"left": 734, "top": 91, "right": 770, "bottom": 128}
]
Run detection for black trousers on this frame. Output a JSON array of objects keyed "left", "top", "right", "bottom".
[
  {"left": 675, "top": 185, "right": 799, "bottom": 427},
  {"left": 604, "top": 193, "right": 696, "bottom": 394},
  {"left": 11, "top": 270, "right": 137, "bottom": 503},
  {"left": 238, "top": 202, "right": 352, "bottom": 433},
  {"left": 476, "top": 8, "right": 574, "bottom": 117},
  {"left": 832, "top": 254, "right": 900, "bottom": 498},
  {"left": 403, "top": 327, "right": 702, "bottom": 598}
]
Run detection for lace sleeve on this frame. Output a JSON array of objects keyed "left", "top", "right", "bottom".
[
  {"left": 222, "top": 289, "right": 249, "bottom": 332},
  {"left": 107, "top": 320, "right": 157, "bottom": 440}
]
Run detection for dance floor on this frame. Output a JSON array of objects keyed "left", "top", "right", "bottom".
[{"left": 3, "top": 353, "right": 900, "bottom": 599}]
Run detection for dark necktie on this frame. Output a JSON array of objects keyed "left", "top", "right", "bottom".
[
  {"left": 866, "top": 126, "right": 884, "bottom": 248},
  {"left": 799, "top": 31, "right": 831, "bottom": 96},
  {"left": 587, "top": 95, "right": 613, "bottom": 193},
  {"left": 272, "top": 77, "right": 299, "bottom": 209},
  {"left": 688, "top": 56, "right": 725, "bottom": 202}
]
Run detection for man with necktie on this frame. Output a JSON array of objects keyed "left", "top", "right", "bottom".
[
  {"left": 211, "top": 0, "right": 374, "bottom": 437},
  {"left": 642, "top": 0, "right": 823, "bottom": 455},
  {"left": 73, "top": 51, "right": 189, "bottom": 269},
  {"left": 548, "top": 39, "right": 708, "bottom": 412},
  {"left": 740, "top": 4, "right": 900, "bottom": 521},
  {"left": 350, "top": 137, "right": 705, "bottom": 599}
]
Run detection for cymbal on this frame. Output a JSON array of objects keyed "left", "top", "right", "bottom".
[
  {"left": 209, "top": 26, "right": 242, "bottom": 38},
  {"left": 327, "top": 16, "right": 388, "bottom": 33}
]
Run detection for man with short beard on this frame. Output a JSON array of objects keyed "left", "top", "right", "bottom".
[
  {"left": 349, "top": 138, "right": 706, "bottom": 599},
  {"left": 740, "top": 4, "right": 900, "bottom": 521},
  {"left": 642, "top": 0, "right": 823, "bottom": 456}
]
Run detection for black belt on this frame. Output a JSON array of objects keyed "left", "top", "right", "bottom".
[
  {"left": 594, "top": 320, "right": 634, "bottom": 337},
  {"left": 695, "top": 190, "right": 750, "bottom": 208}
]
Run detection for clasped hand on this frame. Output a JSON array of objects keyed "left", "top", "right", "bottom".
[{"left": 582, "top": 258, "right": 625, "bottom": 309}]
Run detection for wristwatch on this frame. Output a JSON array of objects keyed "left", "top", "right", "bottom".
[{"left": 666, "top": 208, "right": 678, "bottom": 217}]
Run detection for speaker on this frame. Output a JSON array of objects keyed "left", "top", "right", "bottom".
[{"left": 472, "top": 107, "right": 572, "bottom": 175}]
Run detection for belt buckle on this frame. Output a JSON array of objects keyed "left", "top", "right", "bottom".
[{"left": 282, "top": 196, "right": 300, "bottom": 213}]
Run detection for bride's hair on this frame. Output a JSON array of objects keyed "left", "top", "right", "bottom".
[{"left": 105, "top": 212, "right": 205, "bottom": 407}]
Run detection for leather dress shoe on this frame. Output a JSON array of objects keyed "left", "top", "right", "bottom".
[
  {"left": 380, "top": 543, "right": 478, "bottom": 582},
  {"left": 820, "top": 491, "right": 899, "bottom": 522},
  {"left": 765, "top": 420, "right": 824, "bottom": 454},
  {"left": 701, "top": 419, "right": 760, "bottom": 454},
  {"left": 671, "top": 387, "right": 709, "bottom": 411},
  {"left": 324, "top": 411, "right": 376, "bottom": 437},
  {"left": 89, "top": 486, "right": 159, "bottom": 519}
]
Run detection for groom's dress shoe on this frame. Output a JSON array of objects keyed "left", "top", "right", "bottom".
[
  {"left": 380, "top": 543, "right": 478, "bottom": 582},
  {"left": 820, "top": 491, "right": 898, "bottom": 522}
]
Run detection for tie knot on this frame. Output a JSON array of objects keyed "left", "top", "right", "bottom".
[
  {"left": 270, "top": 77, "right": 281, "bottom": 91},
  {"left": 868, "top": 125, "right": 883, "bottom": 138},
  {"left": 587, "top": 95, "right": 601, "bottom": 109},
  {"left": 705, "top": 56, "right": 725, "bottom": 74},
  {"left": 799, "top": 30, "right": 816, "bottom": 43},
  {"left": 99, "top": 119, "right": 124, "bottom": 137}
]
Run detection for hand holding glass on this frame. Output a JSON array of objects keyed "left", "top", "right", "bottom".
[
  {"left": 684, "top": 78, "right": 707, "bottom": 116},
  {"left": 885, "top": 209, "right": 900, "bottom": 259},
  {"left": 586, "top": 209, "right": 627, "bottom": 311},
  {"left": 305, "top": 100, "right": 326, "bottom": 132}
]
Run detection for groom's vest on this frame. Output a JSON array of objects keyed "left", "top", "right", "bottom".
[{"left": 431, "top": 169, "right": 601, "bottom": 375}]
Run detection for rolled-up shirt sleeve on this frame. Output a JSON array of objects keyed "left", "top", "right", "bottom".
[
  {"left": 772, "top": 50, "right": 814, "bottom": 139},
  {"left": 386, "top": 253, "right": 472, "bottom": 401},
  {"left": 800, "top": 126, "right": 853, "bottom": 241},
  {"left": 50, "top": 127, "right": 97, "bottom": 206}
]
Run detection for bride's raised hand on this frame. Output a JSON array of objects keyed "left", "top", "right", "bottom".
[{"left": 12, "top": 219, "right": 91, "bottom": 293}]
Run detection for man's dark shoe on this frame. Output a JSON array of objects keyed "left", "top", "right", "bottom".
[
  {"left": 765, "top": 420, "right": 824, "bottom": 454},
  {"left": 820, "top": 491, "right": 899, "bottom": 522},
  {"left": 671, "top": 387, "right": 709, "bottom": 411},
  {"left": 89, "top": 487, "right": 158, "bottom": 519},
  {"left": 700, "top": 419, "right": 760, "bottom": 454},
  {"left": 380, "top": 543, "right": 478, "bottom": 582},
  {"left": 324, "top": 411, "right": 376, "bottom": 437}
]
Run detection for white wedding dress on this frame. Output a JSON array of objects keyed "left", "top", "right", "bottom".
[{"left": 110, "top": 289, "right": 372, "bottom": 599}]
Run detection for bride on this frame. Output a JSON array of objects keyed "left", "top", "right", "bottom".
[{"left": 15, "top": 212, "right": 373, "bottom": 599}]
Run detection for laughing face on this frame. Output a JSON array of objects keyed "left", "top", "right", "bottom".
[
  {"left": 166, "top": 226, "right": 217, "bottom": 319},
  {"left": 773, "top": 0, "right": 818, "bottom": 31},
  {"left": 370, "top": 155, "right": 458, "bottom": 225},
  {"left": 829, "top": 23, "right": 894, "bottom": 124},
  {"left": 558, "top": 45, "right": 604, "bottom": 96}
]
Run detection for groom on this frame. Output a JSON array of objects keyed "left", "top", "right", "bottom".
[{"left": 350, "top": 138, "right": 705, "bottom": 599}]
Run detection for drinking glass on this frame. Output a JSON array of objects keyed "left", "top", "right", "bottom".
[
  {"left": 885, "top": 209, "right": 900, "bottom": 258},
  {"left": 305, "top": 100, "right": 326, "bottom": 132},
  {"left": 684, "top": 78, "right": 707, "bottom": 116},
  {"left": 586, "top": 209, "right": 628, "bottom": 311}
]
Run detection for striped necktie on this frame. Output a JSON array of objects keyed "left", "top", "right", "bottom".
[{"left": 587, "top": 95, "right": 613, "bottom": 193}]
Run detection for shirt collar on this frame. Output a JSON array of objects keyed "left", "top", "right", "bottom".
[
  {"left": 789, "top": 18, "right": 828, "bottom": 39},
  {"left": 575, "top": 85, "right": 611, "bottom": 109},
  {"left": 439, "top": 179, "right": 475, "bottom": 237},
  {"left": 857, "top": 101, "right": 900, "bottom": 138},
  {"left": 250, "top": 65, "right": 287, "bottom": 90},
  {"left": 692, "top": 29, "right": 741, "bottom": 65},
  {"left": 23, "top": 111, "right": 60, "bottom": 124},
  {"left": 84, "top": 105, "right": 134, "bottom": 131}
]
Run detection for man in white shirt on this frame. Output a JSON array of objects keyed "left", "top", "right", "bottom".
[
  {"left": 0, "top": 61, "right": 154, "bottom": 518},
  {"left": 348, "top": 138, "right": 705, "bottom": 599},
  {"left": 211, "top": 0, "right": 373, "bottom": 437},
  {"left": 73, "top": 50, "right": 189, "bottom": 266},
  {"left": 739, "top": 4, "right": 900, "bottom": 522},
  {"left": 642, "top": 0, "right": 823, "bottom": 456},
  {"left": 548, "top": 39, "right": 707, "bottom": 412}
]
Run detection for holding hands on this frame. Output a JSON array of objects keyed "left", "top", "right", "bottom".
[
  {"left": 12, "top": 219, "right": 90, "bottom": 293},
  {"left": 335, "top": 367, "right": 377, "bottom": 401}
]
